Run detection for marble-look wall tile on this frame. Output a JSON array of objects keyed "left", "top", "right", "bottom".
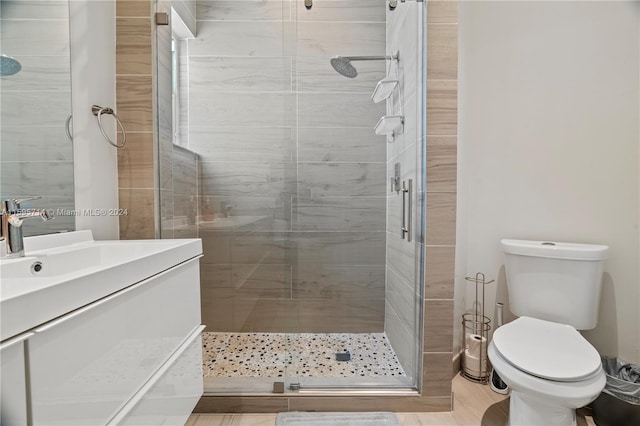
[
  {"left": 1, "top": 91, "right": 70, "bottom": 127},
  {"left": 0, "top": 57, "right": 70, "bottom": 92},
  {"left": 199, "top": 161, "right": 294, "bottom": 198},
  {"left": 197, "top": 0, "right": 288, "bottom": 22},
  {"left": 190, "top": 92, "right": 295, "bottom": 127},
  {"left": 1, "top": 126, "right": 72, "bottom": 162},
  {"left": 293, "top": 196, "right": 385, "bottom": 232},
  {"left": 0, "top": 161, "right": 74, "bottom": 198},
  {"left": 295, "top": 57, "right": 385, "bottom": 93},
  {"left": 295, "top": 22, "right": 386, "bottom": 57},
  {"left": 298, "top": 93, "right": 384, "bottom": 127},
  {"left": 1, "top": 0, "right": 68, "bottom": 19},
  {"left": 0, "top": 20, "right": 69, "bottom": 56},
  {"left": 293, "top": 231, "right": 386, "bottom": 265},
  {"left": 189, "top": 127, "right": 295, "bottom": 163},
  {"left": 295, "top": 0, "right": 385, "bottom": 23},
  {"left": 297, "top": 162, "right": 386, "bottom": 197},
  {"left": 297, "top": 127, "right": 385, "bottom": 163},
  {"left": 189, "top": 57, "right": 292, "bottom": 92},
  {"left": 292, "top": 264, "right": 385, "bottom": 300},
  {"left": 189, "top": 21, "right": 285, "bottom": 56}
]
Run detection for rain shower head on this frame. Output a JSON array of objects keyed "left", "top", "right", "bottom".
[
  {"left": 1, "top": 55, "right": 22, "bottom": 76},
  {"left": 329, "top": 53, "right": 399, "bottom": 78}
]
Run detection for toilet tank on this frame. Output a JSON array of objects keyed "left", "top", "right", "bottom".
[{"left": 501, "top": 239, "right": 608, "bottom": 330}]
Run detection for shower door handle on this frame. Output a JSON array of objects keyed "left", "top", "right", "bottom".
[{"left": 401, "top": 179, "right": 412, "bottom": 242}]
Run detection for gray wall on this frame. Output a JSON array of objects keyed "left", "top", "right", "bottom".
[
  {"left": 0, "top": 0, "right": 74, "bottom": 235},
  {"left": 190, "top": 0, "right": 388, "bottom": 333}
]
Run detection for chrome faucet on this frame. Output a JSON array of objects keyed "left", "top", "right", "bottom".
[{"left": 1, "top": 198, "right": 53, "bottom": 258}]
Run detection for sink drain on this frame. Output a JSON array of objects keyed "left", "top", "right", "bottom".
[{"left": 31, "top": 261, "right": 44, "bottom": 274}]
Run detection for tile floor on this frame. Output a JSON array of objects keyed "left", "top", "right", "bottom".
[
  {"left": 187, "top": 373, "right": 597, "bottom": 426},
  {"left": 202, "top": 332, "right": 405, "bottom": 378}
]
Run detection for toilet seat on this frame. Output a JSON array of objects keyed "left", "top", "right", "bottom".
[{"left": 492, "top": 316, "right": 601, "bottom": 382}]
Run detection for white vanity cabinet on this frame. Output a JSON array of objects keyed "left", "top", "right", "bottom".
[
  {"left": 0, "top": 333, "right": 32, "bottom": 425},
  {"left": 28, "top": 258, "right": 203, "bottom": 425},
  {"left": 0, "top": 233, "right": 204, "bottom": 426}
]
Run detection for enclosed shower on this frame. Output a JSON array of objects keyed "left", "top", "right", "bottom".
[{"left": 157, "top": 0, "right": 426, "bottom": 395}]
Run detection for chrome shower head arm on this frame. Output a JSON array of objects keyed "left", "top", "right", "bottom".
[{"left": 342, "top": 54, "right": 399, "bottom": 62}]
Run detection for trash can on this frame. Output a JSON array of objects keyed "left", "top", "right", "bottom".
[{"left": 592, "top": 357, "right": 640, "bottom": 426}]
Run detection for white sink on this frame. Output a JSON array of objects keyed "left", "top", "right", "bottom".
[{"left": 0, "top": 231, "right": 202, "bottom": 341}]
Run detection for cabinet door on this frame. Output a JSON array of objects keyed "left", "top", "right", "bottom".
[
  {"left": 28, "top": 259, "right": 201, "bottom": 425},
  {"left": 0, "top": 334, "right": 31, "bottom": 426},
  {"left": 113, "top": 327, "right": 204, "bottom": 425}
]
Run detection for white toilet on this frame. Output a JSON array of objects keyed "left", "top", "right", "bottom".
[{"left": 489, "top": 239, "right": 609, "bottom": 426}]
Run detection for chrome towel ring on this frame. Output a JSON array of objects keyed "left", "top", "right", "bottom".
[
  {"left": 65, "top": 114, "right": 73, "bottom": 142},
  {"left": 91, "top": 105, "right": 127, "bottom": 148}
]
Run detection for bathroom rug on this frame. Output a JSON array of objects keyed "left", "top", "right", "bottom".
[{"left": 275, "top": 411, "right": 399, "bottom": 426}]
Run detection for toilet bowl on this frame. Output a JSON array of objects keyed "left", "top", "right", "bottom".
[{"left": 489, "top": 316, "right": 605, "bottom": 426}]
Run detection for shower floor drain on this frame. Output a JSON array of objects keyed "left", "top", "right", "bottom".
[{"left": 335, "top": 352, "right": 351, "bottom": 362}]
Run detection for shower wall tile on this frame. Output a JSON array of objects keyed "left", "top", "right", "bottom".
[
  {"left": 190, "top": 92, "right": 295, "bottom": 127},
  {"left": 295, "top": 0, "right": 385, "bottom": 23},
  {"left": 427, "top": 1, "right": 459, "bottom": 24},
  {"left": 173, "top": 146, "right": 198, "bottom": 196},
  {"left": 116, "top": 17, "right": 152, "bottom": 75},
  {"left": 0, "top": 1, "right": 68, "bottom": 19},
  {"left": 160, "top": 189, "right": 175, "bottom": 239},
  {"left": 189, "top": 57, "right": 292, "bottom": 92},
  {"left": 0, "top": 161, "right": 74, "bottom": 198},
  {"left": 425, "top": 246, "right": 456, "bottom": 300},
  {"left": 118, "top": 188, "right": 156, "bottom": 239},
  {"left": 199, "top": 161, "right": 294, "bottom": 197},
  {"left": 293, "top": 196, "right": 385, "bottom": 232},
  {"left": 117, "top": 132, "right": 155, "bottom": 189},
  {"left": 385, "top": 300, "right": 418, "bottom": 379},
  {"left": 197, "top": 0, "right": 288, "bottom": 22},
  {"left": 171, "top": 0, "right": 196, "bottom": 35},
  {"left": 116, "top": 0, "right": 150, "bottom": 18},
  {"left": 22, "top": 196, "right": 75, "bottom": 236},
  {"left": 116, "top": 75, "right": 153, "bottom": 131},
  {"left": 189, "top": 127, "right": 295, "bottom": 163},
  {"left": 422, "top": 352, "right": 453, "bottom": 397},
  {"left": 159, "top": 134, "right": 173, "bottom": 190},
  {"left": 297, "top": 127, "right": 385, "bottom": 163},
  {"left": 292, "top": 264, "right": 385, "bottom": 300},
  {"left": 0, "top": 57, "right": 71, "bottom": 92},
  {"left": 233, "top": 298, "right": 295, "bottom": 332},
  {"left": 0, "top": 20, "right": 69, "bottom": 56},
  {"left": 1, "top": 91, "right": 70, "bottom": 127},
  {"left": 386, "top": 267, "right": 419, "bottom": 330},
  {"left": 425, "top": 192, "right": 457, "bottom": 245},
  {"left": 200, "top": 287, "right": 235, "bottom": 331},
  {"left": 427, "top": 23, "right": 458, "bottom": 80},
  {"left": 1, "top": 126, "right": 72, "bottom": 162},
  {"left": 294, "top": 299, "right": 384, "bottom": 333},
  {"left": 295, "top": 57, "right": 385, "bottom": 93},
  {"left": 297, "top": 162, "right": 386, "bottom": 197},
  {"left": 297, "top": 93, "right": 384, "bottom": 127},
  {"left": 197, "top": 195, "right": 289, "bottom": 229},
  {"left": 426, "top": 136, "right": 457, "bottom": 193},
  {"left": 386, "top": 231, "right": 417, "bottom": 286},
  {"left": 292, "top": 231, "right": 386, "bottom": 265},
  {"left": 426, "top": 80, "right": 457, "bottom": 136},
  {"left": 423, "top": 300, "right": 454, "bottom": 353},
  {"left": 189, "top": 21, "right": 285, "bottom": 56},
  {"left": 295, "top": 22, "right": 386, "bottom": 57}
]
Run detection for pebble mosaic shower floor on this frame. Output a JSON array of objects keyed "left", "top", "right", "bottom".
[{"left": 202, "top": 332, "right": 406, "bottom": 378}]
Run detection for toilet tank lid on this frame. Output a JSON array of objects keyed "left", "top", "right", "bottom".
[{"left": 501, "top": 239, "right": 608, "bottom": 261}]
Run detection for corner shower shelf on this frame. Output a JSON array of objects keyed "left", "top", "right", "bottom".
[{"left": 374, "top": 115, "right": 404, "bottom": 137}]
